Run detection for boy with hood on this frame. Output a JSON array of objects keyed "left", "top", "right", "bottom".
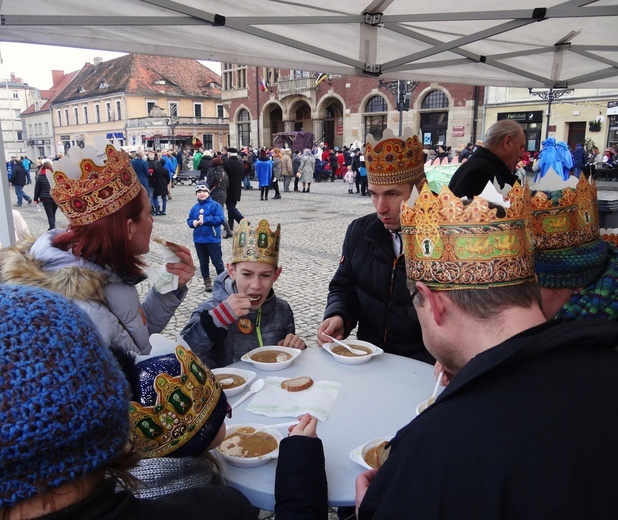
[
  {"left": 181, "top": 218, "right": 305, "bottom": 368},
  {"left": 187, "top": 184, "right": 225, "bottom": 292}
]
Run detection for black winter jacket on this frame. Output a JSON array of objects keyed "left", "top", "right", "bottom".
[
  {"left": 448, "top": 146, "right": 519, "bottom": 198},
  {"left": 34, "top": 169, "right": 53, "bottom": 202},
  {"left": 359, "top": 319, "right": 618, "bottom": 520},
  {"left": 223, "top": 156, "right": 244, "bottom": 202},
  {"left": 10, "top": 163, "right": 28, "bottom": 186},
  {"left": 324, "top": 213, "right": 431, "bottom": 362}
]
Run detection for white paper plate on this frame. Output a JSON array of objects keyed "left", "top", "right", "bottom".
[
  {"left": 322, "top": 339, "right": 383, "bottom": 365},
  {"left": 216, "top": 423, "right": 283, "bottom": 468},
  {"left": 349, "top": 436, "right": 393, "bottom": 470},
  {"left": 240, "top": 346, "right": 302, "bottom": 371},
  {"left": 212, "top": 367, "right": 256, "bottom": 397}
]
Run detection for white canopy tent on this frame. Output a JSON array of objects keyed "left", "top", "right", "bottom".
[{"left": 1, "top": 0, "right": 618, "bottom": 245}]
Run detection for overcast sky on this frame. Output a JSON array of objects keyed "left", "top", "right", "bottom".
[{"left": 0, "top": 42, "right": 222, "bottom": 90}]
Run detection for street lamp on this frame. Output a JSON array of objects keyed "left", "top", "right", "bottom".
[
  {"left": 528, "top": 87, "right": 573, "bottom": 140},
  {"left": 378, "top": 79, "right": 419, "bottom": 137}
]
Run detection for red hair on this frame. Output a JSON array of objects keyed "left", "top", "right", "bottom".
[{"left": 53, "top": 192, "right": 146, "bottom": 277}]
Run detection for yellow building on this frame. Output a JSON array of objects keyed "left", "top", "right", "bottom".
[{"left": 51, "top": 54, "right": 228, "bottom": 154}]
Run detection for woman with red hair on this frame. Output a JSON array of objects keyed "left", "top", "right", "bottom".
[{"left": 0, "top": 141, "right": 195, "bottom": 355}]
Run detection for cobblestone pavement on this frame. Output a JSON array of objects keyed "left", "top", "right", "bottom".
[{"left": 12, "top": 177, "right": 372, "bottom": 347}]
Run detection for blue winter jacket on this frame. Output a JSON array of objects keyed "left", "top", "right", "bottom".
[
  {"left": 187, "top": 197, "right": 225, "bottom": 243},
  {"left": 255, "top": 156, "right": 273, "bottom": 188}
]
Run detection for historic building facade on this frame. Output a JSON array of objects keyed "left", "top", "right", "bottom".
[
  {"left": 50, "top": 54, "right": 227, "bottom": 154},
  {"left": 0, "top": 73, "right": 37, "bottom": 160},
  {"left": 221, "top": 65, "right": 485, "bottom": 152}
]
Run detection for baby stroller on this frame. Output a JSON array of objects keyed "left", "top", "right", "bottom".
[{"left": 314, "top": 160, "right": 332, "bottom": 182}]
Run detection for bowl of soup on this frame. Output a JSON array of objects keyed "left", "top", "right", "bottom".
[
  {"left": 322, "top": 339, "right": 383, "bottom": 365},
  {"left": 212, "top": 368, "right": 256, "bottom": 397},
  {"left": 216, "top": 423, "right": 283, "bottom": 468},
  {"left": 240, "top": 346, "right": 302, "bottom": 371},
  {"left": 349, "top": 436, "right": 393, "bottom": 470}
]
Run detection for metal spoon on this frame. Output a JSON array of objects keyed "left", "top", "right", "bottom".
[
  {"left": 236, "top": 421, "right": 299, "bottom": 435},
  {"left": 416, "top": 370, "right": 444, "bottom": 414},
  {"left": 322, "top": 333, "right": 368, "bottom": 356},
  {"left": 231, "top": 378, "right": 265, "bottom": 410}
]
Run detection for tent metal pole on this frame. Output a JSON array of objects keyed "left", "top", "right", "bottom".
[{"left": 0, "top": 116, "right": 16, "bottom": 247}]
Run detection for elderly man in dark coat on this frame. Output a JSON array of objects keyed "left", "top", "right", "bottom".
[{"left": 223, "top": 147, "right": 245, "bottom": 230}]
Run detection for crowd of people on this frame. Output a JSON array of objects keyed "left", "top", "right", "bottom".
[{"left": 1, "top": 121, "right": 618, "bottom": 519}]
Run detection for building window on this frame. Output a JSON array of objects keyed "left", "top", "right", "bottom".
[
  {"left": 147, "top": 101, "right": 156, "bottom": 115},
  {"left": 237, "top": 109, "right": 251, "bottom": 147},
  {"left": 57, "top": 110, "right": 62, "bottom": 127},
  {"left": 45, "top": 122, "right": 49, "bottom": 133},
  {"left": 28, "top": 124, "right": 32, "bottom": 136},
  {"left": 106, "top": 102, "right": 112, "bottom": 121},
  {"left": 116, "top": 100, "right": 122, "bottom": 120},
  {"left": 421, "top": 90, "right": 449, "bottom": 110},
  {"left": 217, "top": 105, "right": 224, "bottom": 118},
  {"left": 363, "top": 95, "right": 388, "bottom": 141},
  {"left": 17, "top": 131, "right": 22, "bottom": 140},
  {"left": 95, "top": 104, "right": 100, "bottom": 123},
  {"left": 12, "top": 91, "right": 18, "bottom": 99},
  {"left": 169, "top": 102, "right": 178, "bottom": 117},
  {"left": 203, "top": 134, "right": 214, "bottom": 150},
  {"left": 222, "top": 63, "right": 247, "bottom": 91},
  {"left": 64, "top": 109, "right": 69, "bottom": 126},
  {"left": 194, "top": 103, "right": 202, "bottom": 118},
  {"left": 420, "top": 90, "right": 449, "bottom": 148},
  {"left": 38, "top": 123, "right": 42, "bottom": 134},
  {"left": 74, "top": 107, "right": 79, "bottom": 125},
  {"left": 83, "top": 106, "right": 88, "bottom": 124}
]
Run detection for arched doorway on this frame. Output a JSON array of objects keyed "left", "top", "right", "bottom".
[
  {"left": 289, "top": 100, "right": 312, "bottom": 134},
  {"left": 266, "top": 105, "right": 283, "bottom": 146},
  {"left": 363, "top": 95, "right": 388, "bottom": 142},
  {"left": 419, "top": 90, "right": 449, "bottom": 149},
  {"left": 322, "top": 99, "right": 344, "bottom": 149}
]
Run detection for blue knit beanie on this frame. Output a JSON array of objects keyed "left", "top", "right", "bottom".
[{"left": 0, "top": 285, "right": 130, "bottom": 509}]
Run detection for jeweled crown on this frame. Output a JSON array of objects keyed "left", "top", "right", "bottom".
[
  {"left": 231, "top": 218, "right": 281, "bottom": 266},
  {"left": 530, "top": 173, "right": 599, "bottom": 251},
  {"left": 51, "top": 140, "right": 141, "bottom": 226},
  {"left": 400, "top": 181, "right": 535, "bottom": 290},
  {"left": 365, "top": 127, "right": 425, "bottom": 186},
  {"left": 601, "top": 228, "right": 618, "bottom": 247},
  {"left": 129, "top": 345, "right": 221, "bottom": 458}
]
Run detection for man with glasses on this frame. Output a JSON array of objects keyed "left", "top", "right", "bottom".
[{"left": 448, "top": 119, "right": 526, "bottom": 198}]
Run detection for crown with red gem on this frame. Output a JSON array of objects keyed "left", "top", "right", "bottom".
[
  {"left": 601, "top": 228, "right": 618, "bottom": 247},
  {"left": 365, "top": 127, "right": 425, "bottom": 186},
  {"left": 51, "top": 140, "right": 141, "bottom": 226}
]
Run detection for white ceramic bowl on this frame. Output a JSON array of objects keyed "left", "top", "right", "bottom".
[
  {"left": 322, "top": 339, "right": 383, "bottom": 365},
  {"left": 240, "top": 346, "right": 302, "bottom": 371},
  {"left": 349, "top": 436, "right": 393, "bottom": 470},
  {"left": 212, "top": 367, "right": 256, "bottom": 397},
  {"left": 216, "top": 423, "right": 283, "bottom": 468}
]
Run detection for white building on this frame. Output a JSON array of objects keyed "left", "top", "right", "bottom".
[{"left": 0, "top": 73, "right": 37, "bottom": 159}]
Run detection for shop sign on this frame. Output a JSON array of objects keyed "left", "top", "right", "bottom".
[
  {"left": 607, "top": 101, "right": 618, "bottom": 116},
  {"left": 497, "top": 111, "right": 543, "bottom": 123},
  {"left": 60, "top": 135, "right": 70, "bottom": 140},
  {"left": 452, "top": 125, "right": 465, "bottom": 137}
]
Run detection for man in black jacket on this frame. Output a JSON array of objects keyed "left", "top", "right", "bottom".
[
  {"left": 222, "top": 147, "right": 245, "bottom": 230},
  {"left": 448, "top": 119, "right": 525, "bottom": 198},
  {"left": 9, "top": 159, "right": 32, "bottom": 206},
  {"left": 317, "top": 128, "right": 431, "bottom": 362},
  {"left": 356, "top": 181, "right": 618, "bottom": 519}
]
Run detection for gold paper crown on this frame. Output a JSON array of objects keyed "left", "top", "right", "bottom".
[
  {"left": 231, "top": 218, "right": 281, "bottom": 266},
  {"left": 400, "top": 182, "right": 535, "bottom": 290},
  {"left": 530, "top": 174, "right": 599, "bottom": 251},
  {"left": 51, "top": 144, "right": 141, "bottom": 226},
  {"left": 129, "top": 345, "right": 221, "bottom": 458},
  {"left": 365, "top": 127, "right": 425, "bottom": 186}
]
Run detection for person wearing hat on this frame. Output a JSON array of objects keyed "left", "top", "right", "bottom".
[
  {"left": 0, "top": 284, "right": 249, "bottom": 518},
  {"left": 182, "top": 218, "right": 305, "bottom": 368},
  {"left": 530, "top": 172, "right": 618, "bottom": 321},
  {"left": 356, "top": 181, "right": 618, "bottom": 519},
  {"left": 298, "top": 148, "right": 316, "bottom": 193},
  {"left": 0, "top": 138, "right": 195, "bottom": 355},
  {"left": 317, "top": 128, "right": 431, "bottom": 362},
  {"left": 188, "top": 184, "right": 225, "bottom": 292},
  {"left": 223, "top": 147, "right": 246, "bottom": 228}
]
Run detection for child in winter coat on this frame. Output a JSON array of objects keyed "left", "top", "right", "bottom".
[
  {"left": 187, "top": 185, "right": 225, "bottom": 292},
  {"left": 343, "top": 165, "right": 356, "bottom": 194}
]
